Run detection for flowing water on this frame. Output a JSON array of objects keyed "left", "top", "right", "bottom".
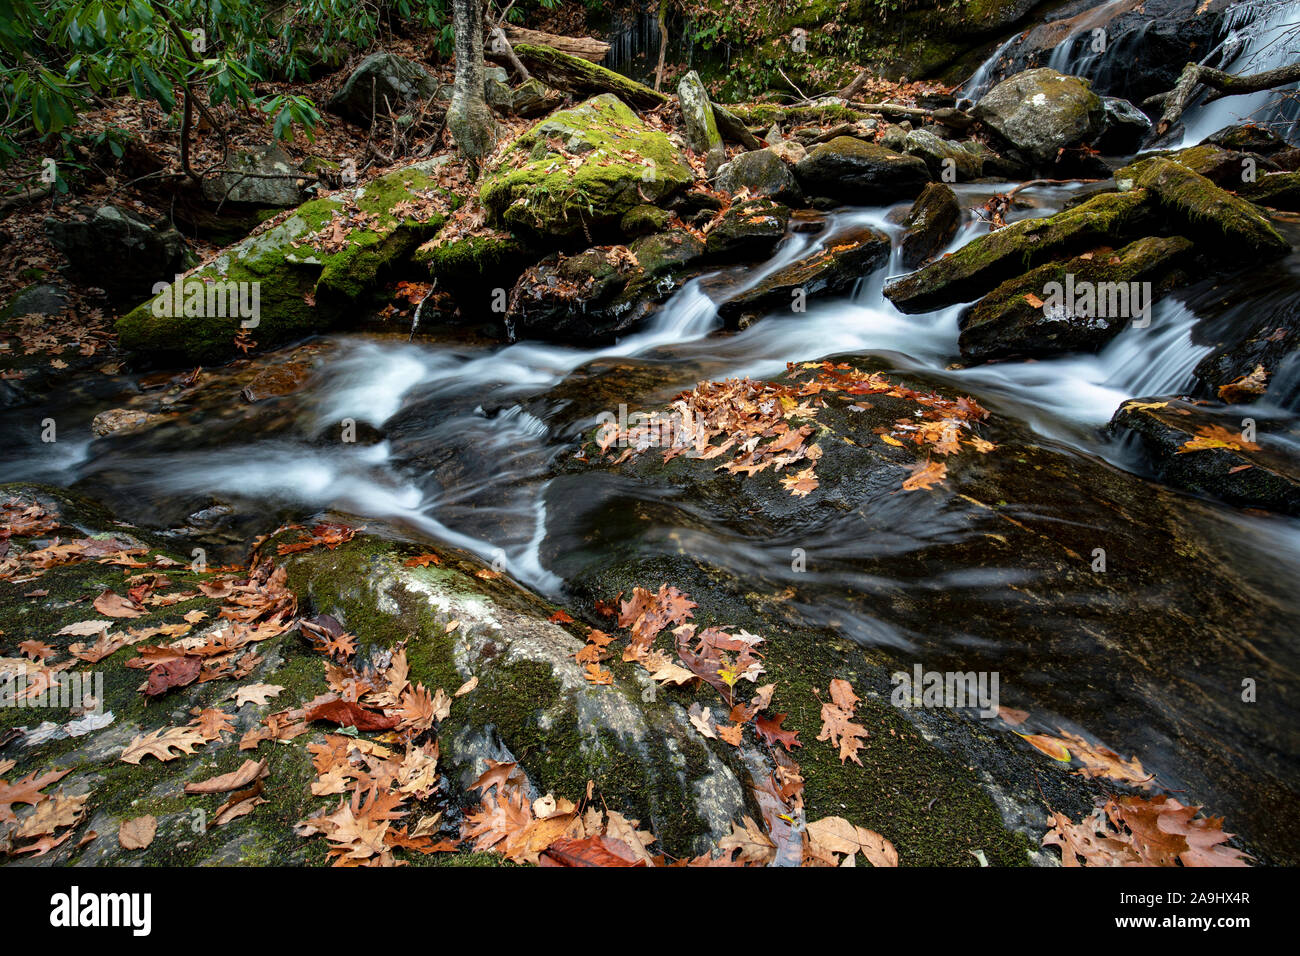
[{"left": 6, "top": 72, "right": 1300, "bottom": 857}]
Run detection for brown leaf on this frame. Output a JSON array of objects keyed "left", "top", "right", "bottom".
[{"left": 118, "top": 815, "right": 157, "bottom": 850}]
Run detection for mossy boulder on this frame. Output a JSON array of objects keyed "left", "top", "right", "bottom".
[
  {"left": 793, "top": 137, "right": 931, "bottom": 205},
  {"left": 1240, "top": 172, "right": 1300, "bottom": 212},
  {"left": 972, "top": 68, "right": 1104, "bottom": 166},
  {"left": 900, "top": 182, "right": 962, "bottom": 269},
  {"left": 1116, "top": 156, "right": 1289, "bottom": 258},
  {"left": 676, "top": 70, "right": 726, "bottom": 176},
  {"left": 279, "top": 533, "right": 750, "bottom": 856},
  {"left": 327, "top": 52, "right": 444, "bottom": 126},
  {"left": 904, "top": 128, "right": 981, "bottom": 181},
  {"left": 716, "top": 224, "right": 890, "bottom": 327},
  {"left": 479, "top": 94, "right": 692, "bottom": 240},
  {"left": 619, "top": 203, "right": 673, "bottom": 237},
  {"left": 115, "top": 159, "right": 453, "bottom": 364},
  {"left": 958, "top": 235, "right": 1193, "bottom": 363},
  {"left": 1109, "top": 398, "right": 1300, "bottom": 515},
  {"left": 414, "top": 232, "right": 536, "bottom": 316},
  {"left": 885, "top": 189, "right": 1156, "bottom": 313}
]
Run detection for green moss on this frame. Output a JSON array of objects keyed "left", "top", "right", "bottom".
[
  {"left": 480, "top": 94, "right": 692, "bottom": 240},
  {"left": 114, "top": 161, "right": 453, "bottom": 364},
  {"left": 1117, "top": 157, "right": 1288, "bottom": 257}
]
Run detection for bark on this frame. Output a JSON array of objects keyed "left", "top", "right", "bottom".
[
  {"left": 495, "top": 25, "right": 609, "bottom": 62},
  {"left": 1146, "top": 60, "right": 1300, "bottom": 136},
  {"left": 512, "top": 43, "right": 669, "bottom": 110},
  {"left": 448, "top": 0, "right": 498, "bottom": 172}
]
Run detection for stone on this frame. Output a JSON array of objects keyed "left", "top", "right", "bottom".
[
  {"left": 201, "top": 144, "right": 304, "bottom": 207},
  {"left": 327, "top": 52, "right": 445, "bottom": 125},
  {"left": 45, "top": 205, "right": 195, "bottom": 308},
  {"left": 703, "top": 198, "right": 790, "bottom": 261},
  {"left": 793, "top": 136, "right": 931, "bottom": 205},
  {"left": 903, "top": 127, "right": 982, "bottom": 181},
  {"left": 480, "top": 95, "right": 692, "bottom": 239},
  {"left": 972, "top": 68, "right": 1104, "bottom": 166},
  {"left": 957, "top": 235, "right": 1193, "bottom": 363},
  {"left": 899, "top": 182, "right": 962, "bottom": 269},
  {"left": 676, "top": 70, "right": 727, "bottom": 176},
  {"left": 885, "top": 189, "right": 1156, "bottom": 314},
  {"left": 714, "top": 148, "right": 804, "bottom": 205}
]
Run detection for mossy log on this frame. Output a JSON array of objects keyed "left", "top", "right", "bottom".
[{"left": 512, "top": 43, "right": 669, "bottom": 111}]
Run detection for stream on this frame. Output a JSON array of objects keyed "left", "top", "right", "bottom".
[{"left": 4, "top": 1, "right": 1300, "bottom": 862}]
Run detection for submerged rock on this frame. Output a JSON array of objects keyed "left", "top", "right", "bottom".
[
  {"left": 1109, "top": 398, "right": 1300, "bottom": 515},
  {"left": 793, "top": 137, "right": 931, "bottom": 205},
  {"left": 958, "top": 235, "right": 1193, "bottom": 363},
  {"left": 899, "top": 182, "right": 962, "bottom": 269},
  {"left": 480, "top": 94, "right": 692, "bottom": 239},
  {"left": 972, "top": 68, "right": 1104, "bottom": 167}
]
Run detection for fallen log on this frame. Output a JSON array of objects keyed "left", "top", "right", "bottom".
[
  {"left": 512, "top": 43, "right": 668, "bottom": 110},
  {"left": 1145, "top": 60, "right": 1300, "bottom": 136},
  {"left": 500, "top": 26, "right": 609, "bottom": 62}
]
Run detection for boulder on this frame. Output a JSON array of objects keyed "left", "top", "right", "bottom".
[
  {"left": 1, "top": 283, "right": 68, "bottom": 320},
  {"left": 45, "top": 205, "right": 195, "bottom": 308},
  {"left": 506, "top": 232, "right": 706, "bottom": 342},
  {"left": 903, "top": 128, "right": 981, "bottom": 181},
  {"left": 957, "top": 235, "right": 1193, "bottom": 363},
  {"left": 703, "top": 198, "right": 790, "bottom": 261},
  {"left": 480, "top": 94, "right": 692, "bottom": 240},
  {"left": 201, "top": 144, "right": 305, "bottom": 207},
  {"left": 716, "top": 224, "right": 890, "bottom": 327},
  {"left": 1240, "top": 172, "right": 1300, "bottom": 212},
  {"left": 714, "top": 148, "right": 804, "bottom": 205},
  {"left": 793, "top": 137, "right": 931, "bottom": 205},
  {"left": 972, "top": 68, "right": 1104, "bottom": 166},
  {"left": 415, "top": 232, "right": 535, "bottom": 315},
  {"left": 116, "top": 159, "right": 453, "bottom": 363},
  {"left": 1116, "top": 157, "right": 1289, "bottom": 258},
  {"left": 885, "top": 189, "right": 1156, "bottom": 313},
  {"left": 505, "top": 77, "right": 562, "bottom": 117},
  {"left": 1109, "top": 398, "right": 1300, "bottom": 515},
  {"left": 327, "top": 52, "right": 445, "bottom": 125},
  {"left": 676, "top": 70, "right": 727, "bottom": 176},
  {"left": 1205, "top": 123, "right": 1291, "bottom": 156},
  {"left": 899, "top": 182, "right": 962, "bottom": 269},
  {"left": 1094, "top": 96, "right": 1153, "bottom": 154}
]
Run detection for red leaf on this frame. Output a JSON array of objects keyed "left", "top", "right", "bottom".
[
  {"left": 143, "top": 656, "right": 202, "bottom": 698},
  {"left": 539, "top": 836, "right": 646, "bottom": 867},
  {"left": 303, "top": 699, "right": 400, "bottom": 731}
]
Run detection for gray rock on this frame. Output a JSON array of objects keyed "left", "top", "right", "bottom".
[
  {"left": 327, "top": 52, "right": 446, "bottom": 125},
  {"left": 715, "top": 148, "right": 804, "bottom": 205},
  {"left": 45, "top": 205, "right": 195, "bottom": 307},
  {"left": 903, "top": 128, "right": 982, "bottom": 181},
  {"left": 972, "top": 68, "right": 1104, "bottom": 166},
  {"left": 676, "top": 70, "right": 726, "bottom": 176},
  {"left": 201, "top": 144, "right": 304, "bottom": 207},
  {"left": 1, "top": 283, "right": 68, "bottom": 319}
]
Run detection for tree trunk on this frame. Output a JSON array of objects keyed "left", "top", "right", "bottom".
[
  {"left": 513, "top": 43, "right": 669, "bottom": 110},
  {"left": 448, "top": 0, "right": 497, "bottom": 173},
  {"left": 1146, "top": 60, "right": 1300, "bottom": 136},
  {"left": 494, "top": 25, "right": 609, "bottom": 62}
]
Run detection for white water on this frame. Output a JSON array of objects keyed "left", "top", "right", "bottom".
[
  {"left": 95, "top": 182, "right": 1227, "bottom": 591},
  {"left": 1177, "top": 0, "right": 1300, "bottom": 146}
]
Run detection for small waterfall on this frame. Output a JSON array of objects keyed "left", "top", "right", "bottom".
[
  {"left": 602, "top": 1, "right": 663, "bottom": 85},
  {"left": 1177, "top": 0, "right": 1300, "bottom": 145},
  {"left": 958, "top": 31, "right": 1025, "bottom": 103}
]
